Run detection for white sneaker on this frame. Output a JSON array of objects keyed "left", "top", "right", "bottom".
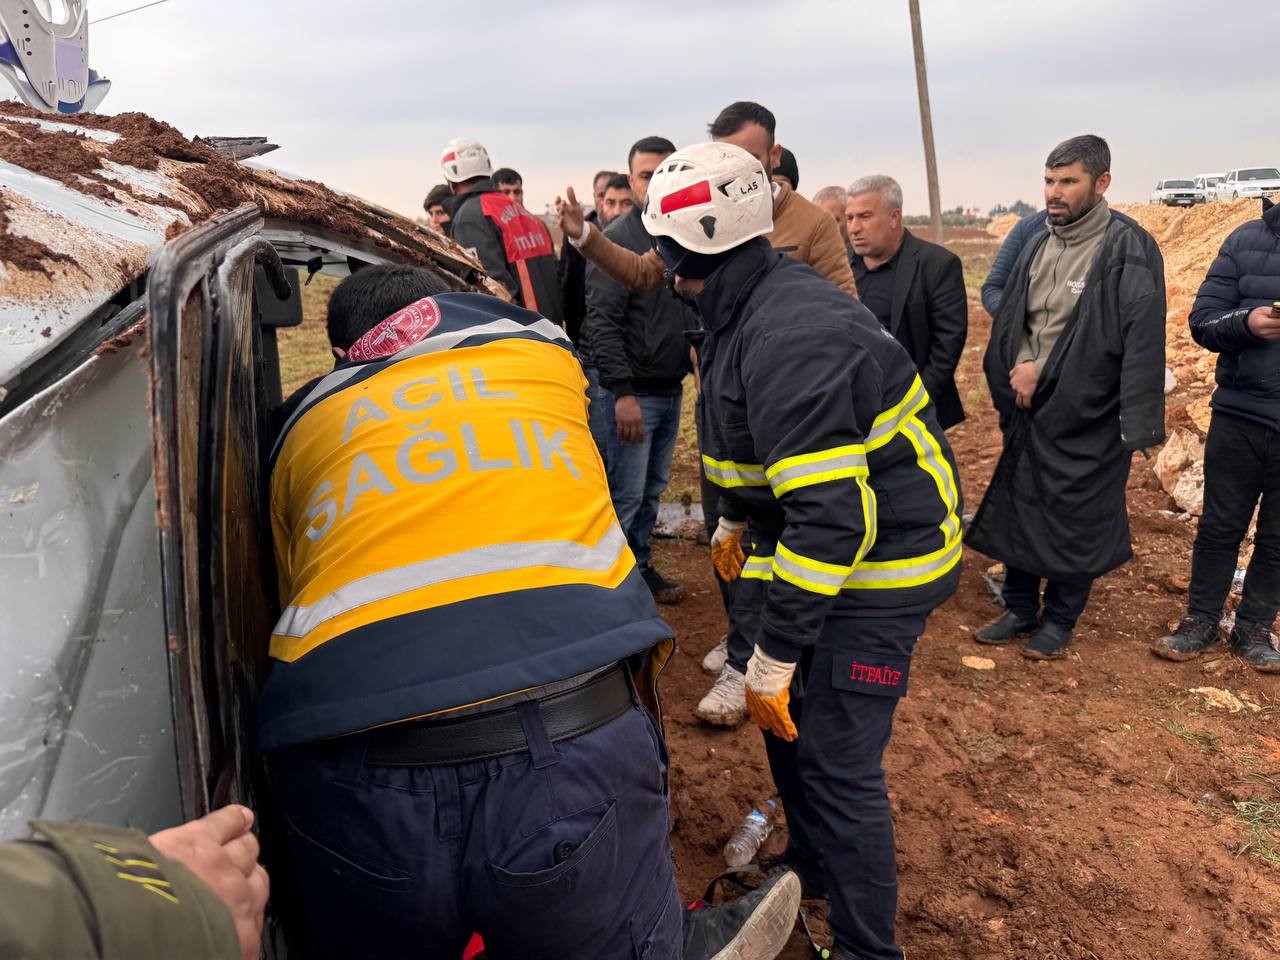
[
  {"left": 701, "top": 635, "right": 729, "bottom": 675},
  {"left": 696, "top": 665, "right": 748, "bottom": 727}
]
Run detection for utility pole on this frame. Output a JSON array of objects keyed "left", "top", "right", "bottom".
[{"left": 908, "top": 0, "right": 944, "bottom": 244}]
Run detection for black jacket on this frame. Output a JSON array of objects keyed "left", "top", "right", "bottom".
[
  {"left": 967, "top": 209, "right": 1166, "bottom": 581},
  {"left": 558, "top": 209, "right": 597, "bottom": 349},
  {"left": 697, "top": 238, "right": 962, "bottom": 662},
  {"left": 445, "top": 179, "right": 565, "bottom": 327},
  {"left": 852, "top": 230, "right": 968, "bottom": 429},
  {"left": 1189, "top": 199, "right": 1280, "bottom": 429},
  {"left": 584, "top": 208, "right": 694, "bottom": 397}
]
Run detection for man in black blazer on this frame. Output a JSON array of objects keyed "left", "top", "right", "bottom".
[{"left": 846, "top": 175, "right": 968, "bottom": 429}]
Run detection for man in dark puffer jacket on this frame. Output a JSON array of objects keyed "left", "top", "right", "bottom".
[{"left": 1154, "top": 197, "right": 1280, "bottom": 672}]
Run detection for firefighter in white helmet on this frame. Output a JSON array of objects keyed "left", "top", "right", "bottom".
[
  {"left": 644, "top": 142, "right": 964, "bottom": 960},
  {"left": 440, "top": 137, "right": 565, "bottom": 328}
]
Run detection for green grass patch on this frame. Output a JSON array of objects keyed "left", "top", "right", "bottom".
[
  {"left": 1156, "top": 719, "right": 1220, "bottom": 754},
  {"left": 1235, "top": 796, "right": 1280, "bottom": 866},
  {"left": 277, "top": 273, "right": 340, "bottom": 397}
]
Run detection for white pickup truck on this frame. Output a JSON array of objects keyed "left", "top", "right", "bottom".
[
  {"left": 1150, "top": 179, "right": 1199, "bottom": 206},
  {"left": 1215, "top": 167, "right": 1280, "bottom": 202}
]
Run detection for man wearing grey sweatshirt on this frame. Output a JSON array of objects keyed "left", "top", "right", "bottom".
[{"left": 967, "top": 135, "right": 1167, "bottom": 660}]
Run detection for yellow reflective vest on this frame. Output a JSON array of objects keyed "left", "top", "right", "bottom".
[{"left": 258, "top": 293, "right": 670, "bottom": 751}]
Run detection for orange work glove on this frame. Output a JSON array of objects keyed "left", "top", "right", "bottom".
[
  {"left": 711, "top": 518, "right": 747, "bottom": 581},
  {"left": 744, "top": 645, "right": 799, "bottom": 741}
]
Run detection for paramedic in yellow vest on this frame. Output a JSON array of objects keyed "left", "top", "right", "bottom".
[{"left": 260, "top": 265, "right": 801, "bottom": 960}]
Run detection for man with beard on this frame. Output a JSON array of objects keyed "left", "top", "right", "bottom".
[{"left": 967, "top": 135, "right": 1166, "bottom": 659}]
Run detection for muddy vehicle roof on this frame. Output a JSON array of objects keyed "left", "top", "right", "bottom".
[{"left": 0, "top": 104, "right": 503, "bottom": 387}]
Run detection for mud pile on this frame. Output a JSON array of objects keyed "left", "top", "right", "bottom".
[{"left": 986, "top": 213, "right": 1020, "bottom": 240}]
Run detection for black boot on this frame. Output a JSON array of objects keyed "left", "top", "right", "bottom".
[
  {"left": 1152, "top": 615, "right": 1220, "bottom": 662},
  {"left": 1022, "top": 622, "right": 1072, "bottom": 660},
  {"left": 975, "top": 610, "right": 1038, "bottom": 645},
  {"left": 1228, "top": 621, "right": 1280, "bottom": 674},
  {"left": 641, "top": 565, "right": 685, "bottom": 604}
]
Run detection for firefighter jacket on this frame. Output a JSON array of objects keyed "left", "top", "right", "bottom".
[
  {"left": 696, "top": 239, "right": 963, "bottom": 664},
  {"left": 446, "top": 179, "right": 566, "bottom": 327},
  {"left": 259, "top": 292, "right": 670, "bottom": 751}
]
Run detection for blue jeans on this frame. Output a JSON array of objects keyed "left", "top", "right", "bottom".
[
  {"left": 270, "top": 701, "right": 681, "bottom": 960},
  {"left": 611, "top": 392, "right": 682, "bottom": 568},
  {"left": 584, "top": 367, "right": 617, "bottom": 478}
]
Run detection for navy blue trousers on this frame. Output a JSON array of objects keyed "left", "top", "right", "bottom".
[
  {"left": 269, "top": 701, "right": 682, "bottom": 959},
  {"left": 764, "top": 614, "right": 924, "bottom": 960}
]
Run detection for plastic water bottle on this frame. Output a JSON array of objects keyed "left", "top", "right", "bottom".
[{"left": 723, "top": 800, "right": 777, "bottom": 867}]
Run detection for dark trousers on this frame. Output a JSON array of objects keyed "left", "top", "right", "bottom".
[
  {"left": 765, "top": 614, "right": 925, "bottom": 960},
  {"left": 269, "top": 702, "right": 681, "bottom": 960},
  {"left": 1002, "top": 565, "right": 1093, "bottom": 630},
  {"left": 1189, "top": 410, "right": 1280, "bottom": 626}
]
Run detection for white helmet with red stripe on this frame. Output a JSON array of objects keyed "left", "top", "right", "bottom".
[
  {"left": 642, "top": 142, "right": 773, "bottom": 255},
  {"left": 440, "top": 137, "right": 493, "bottom": 183}
]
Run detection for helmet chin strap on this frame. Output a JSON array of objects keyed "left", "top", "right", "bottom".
[
  {"left": 662, "top": 269, "right": 700, "bottom": 313},
  {"left": 653, "top": 236, "right": 730, "bottom": 281}
]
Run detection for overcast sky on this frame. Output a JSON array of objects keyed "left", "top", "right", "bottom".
[{"left": 66, "top": 0, "right": 1280, "bottom": 217}]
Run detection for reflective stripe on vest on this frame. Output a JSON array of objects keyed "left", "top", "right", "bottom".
[{"left": 275, "top": 524, "right": 627, "bottom": 639}]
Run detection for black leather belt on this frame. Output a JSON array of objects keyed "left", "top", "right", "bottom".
[{"left": 364, "top": 665, "right": 632, "bottom": 767}]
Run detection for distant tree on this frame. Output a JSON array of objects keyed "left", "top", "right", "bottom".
[{"left": 989, "top": 199, "right": 1036, "bottom": 218}]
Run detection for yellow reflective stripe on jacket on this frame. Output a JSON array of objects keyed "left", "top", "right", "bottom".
[
  {"left": 744, "top": 539, "right": 960, "bottom": 592},
  {"left": 275, "top": 524, "right": 628, "bottom": 640},
  {"left": 899, "top": 414, "right": 963, "bottom": 543},
  {"left": 766, "top": 444, "right": 869, "bottom": 497},
  {"left": 772, "top": 542, "right": 855, "bottom": 596},
  {"left": 844, "top": 536, "right": 963, "bottom": 588},
  {"left": 854, "top": 474, "right": 878, "bottom": 563},
  {"left": 702, "top": 455, "right": 768, "bottom": 488},
  {"left": 865, "top": 375, "right": 929, "bottom": 452},
  {"left": 760, "top": 375, "right": 928, "bottom": 498}
]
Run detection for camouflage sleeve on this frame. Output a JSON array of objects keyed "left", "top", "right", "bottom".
[{"left": 0, "top": 820, "right": 239, "bottom": 960}]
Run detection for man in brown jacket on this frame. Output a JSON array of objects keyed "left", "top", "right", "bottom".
[{"left": 555, "top": 102, "right": 856, "bottom": 298}]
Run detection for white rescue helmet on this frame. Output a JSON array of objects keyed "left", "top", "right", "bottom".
[
  {"left": 440, "top": 138, "right": 493, "bottom": 183},
  {"left": 642, "top": 142, "right": 773, "bottom": 255}
]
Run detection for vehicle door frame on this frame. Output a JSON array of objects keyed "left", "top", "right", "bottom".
[{"left": 147, "top": 204, "right": 283, "bottom": 818}]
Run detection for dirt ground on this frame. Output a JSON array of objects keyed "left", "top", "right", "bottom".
[
  {"left": 276, "top": 225, "right": 1280, "bottom": 959},
  {"left": 656, "top": 293, "right": 1280, "bottom": 959}
]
